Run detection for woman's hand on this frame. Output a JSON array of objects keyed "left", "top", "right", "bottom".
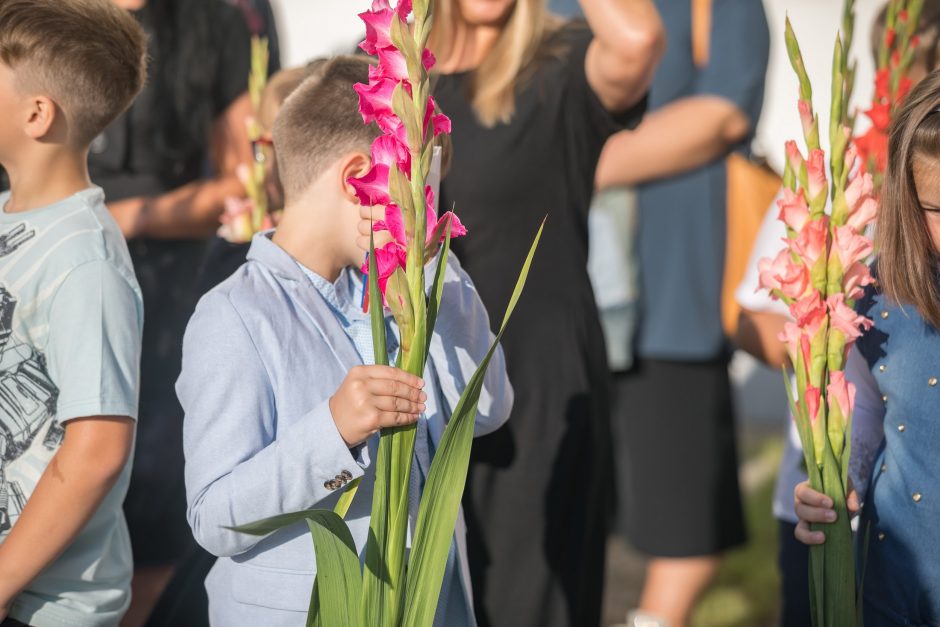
[{"left": 793, "top": 480, "right": 861, "bottom": 545}]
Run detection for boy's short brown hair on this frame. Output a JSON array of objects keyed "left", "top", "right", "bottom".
[
  {"left": 0, "top": 0, "right": 147, "bottom": 146},
  {"left": 272, "top": 56, "right": 380, "bottom": 203}
]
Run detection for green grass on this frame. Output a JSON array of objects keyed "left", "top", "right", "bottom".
[{"left": 692, "top": 438, "right": 784, "bottom": 627}]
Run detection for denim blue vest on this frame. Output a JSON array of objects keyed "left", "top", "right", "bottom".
[{"left": 856, "top": 287, "right": 940, "bottom": 626}]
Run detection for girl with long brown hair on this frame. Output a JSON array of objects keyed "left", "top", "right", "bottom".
[
  {"left": 429, "top": 1, "right": 663, "bottom": 626},
  {"left": 795, "top": 69, "right": 940, "bottom": 625}
]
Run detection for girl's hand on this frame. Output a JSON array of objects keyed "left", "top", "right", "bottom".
[{"left": 793, "top": 480, "right": 860, "bottom": 545}]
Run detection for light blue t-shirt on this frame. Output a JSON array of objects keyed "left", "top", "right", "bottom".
[{"left": 0, "top": 187, "right": 142, "bottom": 627}]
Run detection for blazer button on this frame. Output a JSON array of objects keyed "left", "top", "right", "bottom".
[
  {"left": 335, "top": 475, "right": 348, "bottom": 486},
  {"left": 340, "top": 470, "right": 353, "bottom": 480},
  {"left": 324, "top": 480, "right": 337, "bottom": 491}
]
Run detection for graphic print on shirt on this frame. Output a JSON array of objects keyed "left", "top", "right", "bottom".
[{"left": 0, "top": 221, "right": 59, "bottom": 535}]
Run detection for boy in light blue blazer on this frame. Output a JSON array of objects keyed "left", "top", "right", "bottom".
[{"left": 176, "top": 57, "right": 512, "bottom": 627}]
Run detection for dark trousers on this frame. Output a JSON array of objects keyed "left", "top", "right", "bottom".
[{"left": 778, "top": 520, "right": 812, "bottom": 627}]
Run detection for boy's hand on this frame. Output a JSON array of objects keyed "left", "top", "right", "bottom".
[
  {"left": 793, "top": 480, "right": 860, "bottom": 545},
  {"left": 330, "top": 366, "right": 427, "bottom": 447},
  {"left": 357, "top": 204, "right": 395, "bottom": 254}
]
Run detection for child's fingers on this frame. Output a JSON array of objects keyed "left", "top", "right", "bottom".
[
  {"left": 794, "top": 482, "right": 833, "bottom": 508},
  {"left": 377, "top": 411, "right": 421, "bottom": 428},
  {"left": 366, "top": 365, "right": 425, "bottom": 390},
  {"left": 374, "top": 395, "right": 426, "bottom": 415},
  {"left": 794, "top": 520, "right": 826, "bottom": 545},
  {"left": 368, "top": 378, "right": 428, "bottom": 403},
  {"left": 794, "top": 500, "right": 837, "bottom": 524}
]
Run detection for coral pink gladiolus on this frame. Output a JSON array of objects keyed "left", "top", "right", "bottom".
[{"left": 827, "top": 370, "right": 856, "bottom": 418}]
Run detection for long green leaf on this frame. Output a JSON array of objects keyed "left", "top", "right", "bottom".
[
  {"left": 305, "top": 511, "right": 363, "bottom": 627},
  {"left": 361, "top": 232, "right": 395, "bottom": 627},
  {"left": 403, "top": 219, "right": 545, "bottom": 627},
  {"left": 229, "top": 509, "right": 321, "bottom": 536}
]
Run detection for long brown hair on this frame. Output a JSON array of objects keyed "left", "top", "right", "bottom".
[
  {"left": 877, "top": 69, "right": 940, "bottom": 328},
  {"left": 429, "top": 0, "right": 561, "bottom": 127}
]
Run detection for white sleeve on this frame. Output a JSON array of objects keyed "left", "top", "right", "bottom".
[
  {"left": 846, "top": 345, "right": 886, "bottom": 504},
  {"left": 735, "top": 192, "right": 791, "bottom": 316}
]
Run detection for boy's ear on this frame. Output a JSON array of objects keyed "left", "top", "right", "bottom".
[
  {"left": 339, "top": 151, "right": 372, "bottom": 205},
  {"left": 23, "top": 95, "right": 58, "bottom": 141}
]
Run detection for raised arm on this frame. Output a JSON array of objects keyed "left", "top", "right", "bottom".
[
  {"left": 580, "top": 0, "right": 665, "bottom": 112},
  {"left": 595, "top": 0, "right": 769, "bottom": 189}
]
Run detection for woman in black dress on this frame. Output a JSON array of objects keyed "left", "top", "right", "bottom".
[
  {"left": 430, "top": 1, "right": 662, "bottom": 625},
  {"left": 94, "top": 1, "right": 254, "bottom": 624}
]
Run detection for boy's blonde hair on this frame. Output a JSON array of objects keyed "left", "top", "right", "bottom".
[{"left": 0, "top": 0, "right": 147, "bottom": 146}]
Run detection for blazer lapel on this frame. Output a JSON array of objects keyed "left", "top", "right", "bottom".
[{"left": 246, "top": 233, "right": 362, "bottom": 373}]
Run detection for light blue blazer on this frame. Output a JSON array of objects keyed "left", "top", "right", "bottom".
[{"left": 177, "top": 234, "right": 513, "bottom": 626}]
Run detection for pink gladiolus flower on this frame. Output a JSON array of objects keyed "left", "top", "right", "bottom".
[
  {"left": 847, "top": 197, "right": 878, "bottom": 232},
  {"left": 845, "top": 170, "right": 874, "bottom": 211},
  {"left": 777, "top": 188, "right": 811, "bottom": 232},
  {"left": 827, "top": 370, "right": 856, "bottom": 418},
  {"left": 807, "top": 149, "right": 828, "bottom": 201},
  {"left": 827, "top": 293, "right": 874, "bottom": 341},
  {"left": 349, "top": 163, "right": 392, "bottom": 208},
  {"left": 843, "top": 261, "right": 874, "bottom": 300},
  {"left": 359, "top": 0, "right": 412, "bottom": 56},
  {"left": 844, "top": 143, "right": 859, "bottom": 175},
  {"left": 374, "top": 187, "right": 468, "bottom": 250},
  {"left": 757, "top": 249, "right": 787, "bottom": 293},
  {"left": 805, "top": 385, "right": 822, "bottom": 424},
  {"left": 779, "top": 321, "right": 802, "bottom": 361},
  {"left": 790, "top": 291, "right": 827, "bottom": 338},
  {"left": 375, "top": 46, "right": 436, "bottom": 83},
  {"left": 372, "top": 135, "right": 411, "bottom": 174},
  {"left": 831, "top": 225, "right": 874, "bottom": 270},
  {"left": 758, "top": 248, "right": 811, "bottom": 300},
  {"left": 785, "top": 140, "right": 805, "bottom": 175},
  {"left": 354, "top": 78, "right": 398, "bottom": 129},
  {"left": 788, "top": 217, "right": 828, "bottom": 268},
  {"left": 360, "top": 240, "right": 408, "bottom": 297}
]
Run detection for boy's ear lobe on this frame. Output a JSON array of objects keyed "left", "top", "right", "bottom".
[{"left": 23, "top": 95, "right": 57, "bottom": 141}]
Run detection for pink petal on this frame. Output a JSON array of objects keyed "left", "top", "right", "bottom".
[
  {"left": 371, "top": 135, "right": 411, "bottom": 173},
  {"left": 348, "top": 165, "right": 391, "bottom": 207},
  {"left": 785, "top": 140, "right": 805, "bottom": 175},
  {"left": 827, "top": 370, "right": 856, "bottom": 417},
  {"left": 807, "top": 149, "right": 827, "bottom": 201},
  {"left": 354, "top": 79, "right": 397, "bottom": 125},
  {"left": 383, "top": 203, "right": 407, "bottom": 245},
  {"left": 777, "top": 188, "right": 810, "bottom": 232}
]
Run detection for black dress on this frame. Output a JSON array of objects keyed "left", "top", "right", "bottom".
[
  {"left": 434, "top": 22, "right": 645, "bottom": 627},
  {"left": 87, "top": 2, "right": 251, "bottom": 568}
]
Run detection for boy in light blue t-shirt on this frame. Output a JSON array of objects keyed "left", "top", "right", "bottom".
[{"left": 0, "top": 1, "right": 147, "bottom": 625}]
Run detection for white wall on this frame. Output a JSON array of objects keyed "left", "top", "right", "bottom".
[
  {"left": 756, "top": 0, "right": 885, "bottom": 175},
  {"left": 269, "top": 0, "right": 373, "bottom": 68}
]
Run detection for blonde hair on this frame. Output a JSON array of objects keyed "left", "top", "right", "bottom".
[{"left": 429, "top": 0, "right": 560, "bottom": 127}]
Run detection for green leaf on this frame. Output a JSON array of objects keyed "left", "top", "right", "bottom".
[
  {"left": 229, "top": 509, "right": 322, "bottom": 536},
  {"left": 403, "top": 218, "right": 545, "bottom": 627},
  {"left": 305, "top": 511, "right": 363, "bottom": 627},
  {"left": 369, "top": 232, "right": 389, "bottom": 367},
  {"left": 387, "top": 267, "right": 415, "bottom": 355}
]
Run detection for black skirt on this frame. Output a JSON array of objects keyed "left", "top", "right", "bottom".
[{"left": 613, "top": 357, "right": 747, "bottom": 557}]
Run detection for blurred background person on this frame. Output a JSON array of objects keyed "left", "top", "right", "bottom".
[
  {"left": 430, "top": 1, "right": 663, "bottom": 626},
  {"left": 594, "top": 0, "right": 769, "bottom": 625},
  {"left": 94, "top": 1, "right": 254, "bottom": 624}
]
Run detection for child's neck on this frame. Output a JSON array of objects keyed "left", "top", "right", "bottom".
[
  {"left": 3, "top": 147, "right": 91, "bottom": 214},
  {"left": 271, "top": 207, "right": 348, "bottom": 283}
]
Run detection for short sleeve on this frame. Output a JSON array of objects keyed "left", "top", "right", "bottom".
[
  {"left": 212, "top": 3, "right": 252, "bottom": 117},
  {"left": 694, "top": 0, "right": 770, "bottom": 128},
  {"left": 46, "top": 261, "right": 143, "bottom": 422}
]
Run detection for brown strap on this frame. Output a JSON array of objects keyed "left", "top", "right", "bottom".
[{"left": 691, "top": 0, "right": 712, "bottom": 68}]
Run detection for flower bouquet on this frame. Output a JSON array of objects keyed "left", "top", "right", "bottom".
[
  {"left": 757, "top": 10, "right": 879, "bottom": 625},
  {"left": 218, "top": 36, "right": 276, "bottom": 244},
  {"left": 855, "top": 0, "right": 925, "bottom": 189},
  {"left": 231, "top": 2, "right": 544, "bottom": 626}
]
